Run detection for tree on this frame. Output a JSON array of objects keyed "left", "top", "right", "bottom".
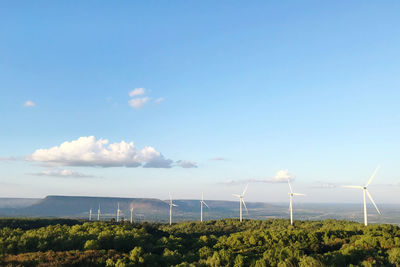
[
  {"left": 388, "top": 248, "right": 400, "bottom": 266},
  {"left": 234, "top": 254, "right": 245, "bottom": 267},
  {"left": 84, "top": 240, "right": 100, "bottom": 250},
  {"left": 129, "top": 246, "right": 145, "bottom": 265}
]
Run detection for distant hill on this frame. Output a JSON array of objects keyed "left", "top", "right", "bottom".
[
  {"left": 0, "top": 195, "right": 275, "bottom": 222},
  {"left": 0, "top": 198, "right": 40, "bottom": 208},
  {"left": 0, "top": 196, "right": 399, "bottom": 224}
]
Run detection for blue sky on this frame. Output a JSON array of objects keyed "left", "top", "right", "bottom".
[{"left": 1, "top": 1, "right": 399, "bottom": 203}]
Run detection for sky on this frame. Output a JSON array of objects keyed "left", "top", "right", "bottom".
[{"left": 1, "top": 1, "right": 400, "bottom": 204}]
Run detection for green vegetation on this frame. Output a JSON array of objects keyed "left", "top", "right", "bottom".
[{"left": 0, "top": 218, "right": 399, "bottom": 266}]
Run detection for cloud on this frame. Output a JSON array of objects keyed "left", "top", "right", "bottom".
[
  {"left": 30, "top": 168, "right": 94, "bottom": 178},
  {"left": 154, "top": 97, "right": 164, "bottom": 104},
  {"left": 267, "top": 169, "right": 295, "bottom": 183},
  {"left": 128, "top": 97, "right": 149, "bottom": 109},
  {"left": 176, "top": 160, "right": 198, "bottom": 168},
  {"left": 24, "top": 100, "right": 35, "bottom": 107},
  {"left": 29, "top": 136, "right": 173, "bottom": 168},
  {"left": 129, "top": 88, "right": 145, "bottom": 97},
  {"left": 128, "top": 88, "right": 164, "bottom": 109},
  {"left": 210, "top": 157, "right": 229, "bottom": 161},
  {"left": 219, "top": 178, "right": 270, "bottom": 185},
  {"left": 219, "top": 179, "right": 242, "bottom": 185},
  {"left": 219, "top": 170, "right": 296, "bottom": 185},
  {"left": 309, "top": 181, "right": 337, "bottom": 189},
  {"left": 0, "top": 156, "right": 20, "bottom": 162}
]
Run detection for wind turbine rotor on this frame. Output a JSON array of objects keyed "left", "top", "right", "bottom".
[
  {"left": 288, "top": 180, "right": 293, "bottom": 193},
  {"left": 342, "top": 185, "right": 363, "bottom": 189},
  {"left": 366, "top": 189, "right": 381, "bottom": 215},
  {"left": 365, "top": 165, "right": 381, "bottom": 187},
  {"left": 241, "top": 199, "right": 248, "bottom": 214},
  {"left": 242, "top": 184, "right": 248, "bottom": 196}
]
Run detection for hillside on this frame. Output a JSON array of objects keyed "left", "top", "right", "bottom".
[{"left": 0, "top": 218, "right": 399, "bottom": 266}]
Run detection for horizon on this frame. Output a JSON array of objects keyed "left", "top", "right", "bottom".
[
  {"left": 1, "top": 1, "right": 400, "bottom": 204},
  {"left": 1, "top": 194, "right": 399, "bottom": 206}
]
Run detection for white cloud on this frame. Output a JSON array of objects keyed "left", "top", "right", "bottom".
[
  {"left": 309, "top": 181, "right": 336, "bottom": 189},
  {"left": 210, "top": 157, "right": 229, "bottom": 161},
  {"left": 30, "top": 168, "right": 94, "bottom": 178},
  {"left": 24, "top": 100, "right": 35, "bottom": 107},
  {"left": 0, "top": 156, "right": 19, "bottom": 161},
  {"left": 154, "top": 97, "right": 164, "bottom": 104},
  {"left": 176, "top": 160, "right": 198, "bottom": 168},
  {"left": 129, "top": 88, "right": 145, "bottom": 97},
  {"left": 128, "top": 97, "right": 149, "bottom": 109},
  {"left": 218, "top": 169, "right": 296, "bottom": 185},
  {"left": 219, "top": 179, "right": 242, "bottom": 185},
  {"left": 29, "top": 136, "right": 173, "bottom": 168},
  {"left": 128, "top": 88, "right": 164, "bottom": 109},
  {"left": 219, "top": 178, "right": 268, "bottom": 185},
  {"left": 268, "top": 169, "right": 295, "bottom": 183}
]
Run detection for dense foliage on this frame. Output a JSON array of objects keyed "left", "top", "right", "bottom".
[{"left": 0, "top": 218, "right": 399, "bottom": 266}]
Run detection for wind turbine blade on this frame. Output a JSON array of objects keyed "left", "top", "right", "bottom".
[
  {"left": 293, "top": 193, "right": 305, "bottom": 196},
  {"left": 172, "top": 204, "right": 178, "bottom": 207},
  {"left": 342, "top": 185, "right": 363, "bottom": 189},
  {"left": 288, "top": 180, "right": 293, "bottom": 193},
  {"left": 202, "top": 192, "right": 204, "bottom": 201},
  {"left": 366, "top": 189, "right": 381, "bottom": 215},
  {"left": 232, "top": 194, "right": 241, "bottom": 198},
  {"left": 203, "top": 201, "right": 210, "bottom": 208},
  {"left": 242, "top": 199, "right": 248, "bottom": 214},
  {"left": 169, "top": 192, "right": 172, "bottom": 201},
  {"left": 365, "top": 165, "right": 380, "bottom": 187},
  {"left": 242, "top": 184, "right": 248, "bottom": 196}
]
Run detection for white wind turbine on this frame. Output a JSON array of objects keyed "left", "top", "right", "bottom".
[
  {"left": 343, "top": 166, "right": 381, "bottom": 226},
  {"left": 200, "top": 192, "right": 209, "bottom": 222},
  {"left": 168, "top": 193, "right": 178, "bottom": 225},
  {"left": 116, "top": 202, "right": 121, "bottom": 222},
  {"left": 89, "top": 208, "right": 92, "bottom": 221},
  {"left": 232, "top": 184, "right": 248, "bottom": 222},
  {"left": 130, "top": 207, "right": 134, "bottom": 223},
  {"left": 97, "top": 204, "right": 101, "bottom": 221},
  {"left": 288, "top": 180, "right": 305, "bottom": 226}
]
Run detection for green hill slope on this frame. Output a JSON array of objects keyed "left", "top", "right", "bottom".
[{"left": 0, "top": 218, "right": 399, "bottom": 266}]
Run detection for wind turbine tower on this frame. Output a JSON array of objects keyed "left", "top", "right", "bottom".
[
  {"left": 200, "top": 192, "right": 209, "bottom": 222},
  {"left": 116, "top": 202, "right": 121, "bottom": 222},
  {"left": 97, "top": 204, "right": 101, "bottom": 221},
  {"left": 130, "top": 207, "right": 134, "bottom": 223},
  {"left": 288, "top": 180, "right": 305, "bottom": 226},
  {"left": 232, "top": 184, "right": 248, "bottom": 222},
  {"left": 89, "top": 208, "right": 92, "bottom": 221},
  {"left": 168, "top": 193, "right": 178, "bottom": 225},
  {"left": 343, "top": 166, "right": 381, "bottom": 226}
]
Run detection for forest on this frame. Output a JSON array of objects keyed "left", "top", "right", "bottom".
[{"left": 0, "top": 218, "right": 399, "bottom": 266}]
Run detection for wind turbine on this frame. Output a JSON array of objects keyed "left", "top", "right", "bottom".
[
  {"left": 130, "top": 207, "right": 134, "bottom": 223},
  {"left": 232, "top": 184, "right": 248, "bottom": 222},
  {"left": 116, "top": 202, "right": 121, "bottom": 222},
  {"left": 89, "top": 208, "right": 92, "bottom": 221},
  {"left": 200, "top": 192, "right": 209, "bottom": 222},
  {"left": 97, "top": 204, "right": 101, "bottom": 221},
  {"left": 168, "top": 193, "right": 178, "bottom": 225},
  {"left": 343, "top": 166, "right": 381, "bottom": 226},
  {"left": 288, "top": 180, "right": 305, "bottom": 226}
]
